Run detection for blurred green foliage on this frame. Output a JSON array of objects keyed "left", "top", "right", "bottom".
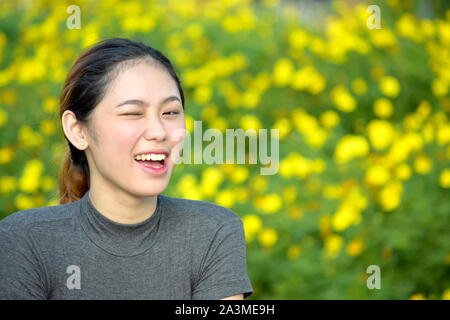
[{"left": 0, "top": 0, "right": 449, "bottom": 299}]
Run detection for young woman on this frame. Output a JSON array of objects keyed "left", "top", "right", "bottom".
[{"left": 0, "top": 38, "right": 253, "bottom": 300}]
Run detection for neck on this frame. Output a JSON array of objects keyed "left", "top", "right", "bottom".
[{"left": 88, "top": 187, "right": 158, "bottom": 225}]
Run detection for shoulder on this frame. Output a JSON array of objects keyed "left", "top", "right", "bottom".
[
  {"left": 159, "top": 194, "right": 242, "bottom": 229},
  {"left": 0, "top": 201, "right": 79, "bottom": 234}
]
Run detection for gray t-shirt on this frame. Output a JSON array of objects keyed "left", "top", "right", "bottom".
[{"left": 0, "top": 191, "right": 253, "bottom": 300}]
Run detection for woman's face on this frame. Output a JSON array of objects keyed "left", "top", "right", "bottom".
[{"left": 84, "top": 60, "right": 185, "bottom": 197}]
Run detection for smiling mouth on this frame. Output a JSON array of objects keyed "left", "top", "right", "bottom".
[{"left": 134, "top": 158, "right": 165, "bottom": 168}]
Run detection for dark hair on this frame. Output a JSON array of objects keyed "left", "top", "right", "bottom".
[{"left": 58, "top": 38, "right": 184, "bottom": 204}]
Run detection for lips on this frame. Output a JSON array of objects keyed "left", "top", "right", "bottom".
[{"left": 134, "top": 156, "right": 168, "bottom": 175}]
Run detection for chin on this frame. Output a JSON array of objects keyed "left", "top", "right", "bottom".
[{"left": 132, "top": 182, "right": 169, "bottom": 197}]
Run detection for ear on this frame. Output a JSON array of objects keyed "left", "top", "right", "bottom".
[{"left": 61, "top": 110, "right": 88, "bottom": 150}]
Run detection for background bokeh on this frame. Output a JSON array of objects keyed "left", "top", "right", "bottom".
[{"left": 1, "top": 0, "right": 449, "bottom": 299}]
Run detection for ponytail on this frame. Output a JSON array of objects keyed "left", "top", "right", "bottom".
[{"left": 58, "top": 144, "right": 90, "bottom": 205}]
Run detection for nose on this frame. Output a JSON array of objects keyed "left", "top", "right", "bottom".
[{"left": 144, "top": 115, "right": 166, "bottom": 141}]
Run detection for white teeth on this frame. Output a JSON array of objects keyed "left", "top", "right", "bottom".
[{"left": 135, "top": 153, "right": 166, "bottom": 161}]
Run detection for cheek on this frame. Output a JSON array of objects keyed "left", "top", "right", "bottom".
[{"left": 101, "top": 123, "right": 141, "bottom": 157}]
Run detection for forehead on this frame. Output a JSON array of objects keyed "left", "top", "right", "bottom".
[{"left": 103, "top": 60, "right": 180, "bottom": 103}]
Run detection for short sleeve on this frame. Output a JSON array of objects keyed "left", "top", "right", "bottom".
[
  {"left": 0, "top": 219, "right": 48, "bottom": 300},
  {"left": 191, "top": 216, "right": 253, "bottom": 300}
]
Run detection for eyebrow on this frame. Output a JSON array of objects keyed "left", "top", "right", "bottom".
[{"left": 115, "top": 96, "right": 182, "bottom": 108}]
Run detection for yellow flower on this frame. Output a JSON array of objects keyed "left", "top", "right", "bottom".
[
  {"left": 0, "top": 176, "right": 17, "bottom": 194},
  {"left": 366, "top": 119, "right": 396, "bottom": 150},
  {"left": 323, "top": 185, "right": 343, "bottom": 199},
  {"left": 395, "top": 163, "right": 412, "bottom": 180},
  {"left": 209, "top": 117, "right": 228, "bottom": 133},
  {"left": 17, "top": 58, "right": 46, "bottom": 83},
  {"left": 291, "top": 66, "right": 326, "bottom": 94},
  {"left": 365, "top": 164, "right": 391, "bottom": 186},
  {"left": 291, "top": 108, "right": 316, "bottom": 133},
  {"left": 240, "top": 114, "right": 262, "bottom": 131},
  {"left": 332, "top": 202, "right": 361, "bottom": 231},
  {"left": 0, "top": 146, "right": 14, "bottom": 164},
  {"left": 230, "top": 166, "right": 249, "bottom": 184},
  {"left": 324, "top": 234, "right": 343, "bottom": 259},
  {"left": 436, "top": 124, "right": 450, "bottom": 145},
  {"left": 215, "top": 189, "right": 236, "bottom": 208},
  {"left": 273, "top": 118, "right": 292, "bottom": 140},
  {"left": 431, "top": 79, "right": 448, "bottom": 97},
  {"left": 43, "top": 97, "right": 58, "bottom": 113},
  {"left": 422, "top": 123, "right": 434, "bottom": 143},
  {"left": 370, "top": 28, "right": 397, "bottom": 47},
  {"left": 334, "top": 135, "right": 370, "bottom": 163},
  {"left": 255, "top": 194, "right": 282, "bottom": 214},
  {"left": 185, "top": 23, "right": 204, "bottom": 40},
  {"left": 416, "top": 100, "right": 431, "bottom": 119},
  {"left": 241, "top": 90, "right": 260, "bottom": 109},
  {"left": 81, "top": 23, "right": 99, "bottom": 48},
  {"left": 177, "top": 174, "right": 197, "bottom": 192},
  {"left": 396, "top": 13, "right": 420, "bottom": 41},
  {"left": 312, "top": 159, "right": 326, "bottom": 174},
  {"left": 19, "top": 125, "right": 44, "bottom": 148},
  {"left": 19, "top": 159, "right": 44, "bottom": 193},
  {"left": 442, "top": 289, "right": 450, "bottom": 300},
  {"left": 331, "top": 85, "right": 357, "bottom": 112},
  {"left": 242, "top": 214, "right": 263, "bottom": 243},
  {"left": 288, "top": 28, "right": 309, "bottom": 49},
  {"left": 15, "top": 194, "right": 35, "bottom": 210},
  {"left": 39, "top": 119, "right": 56, "bottom": 136},
  {"left": 320, "top": 110, "right": 340, "bottom": 129},
  {"left": 193, "top": 85, "right": 212, "bottom": 104},
  {"left": 272, "top": 58, "right": 294, "bottom": 87},
  {"left": 202, "top": 167, "right": 223, "bottom": 186},
  {"left": 379, "top": 76, "right": 400, "bottom": 98},
  {"left": 185, "top": 114, "right": 194, "bottom": 133},
  {"left": 352, "top": 78, "right": 367, "bottom": 95},
  {"left": 251, "top": 175, "right": 267, "bottom": 192},
  {"left": 373, "top": 98, "right": 393, "bottom": 118},
  {"left": 409, "top": 293, "right": 426, "bottom": 300},
  {"left": 259, "top": 228, "right": 278, "bottom": 248},
  {"left": 414, "top": 154, "right": 432, "bottom": 174},
  {"left": 183, "top": 188, "right": 203, "bottom": 201},
  {"left": 379, "top": 180, "right": 403, "bottom": 211},
  {"left": 439, "top": 169, "right": 450, "bottom": 188},
  {"left": 41, "top": 176, "right": 55, "bottom": 192},
  {"left": 287, "top": 244, "right": 302, "bottom": 259},
  {"left": 346, "top": 238, "right": 364, "bottom": 256}
]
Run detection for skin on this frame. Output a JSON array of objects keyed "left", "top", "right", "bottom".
[{"left": 62, "top": 59, "right": 243, "bottom": 300}]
